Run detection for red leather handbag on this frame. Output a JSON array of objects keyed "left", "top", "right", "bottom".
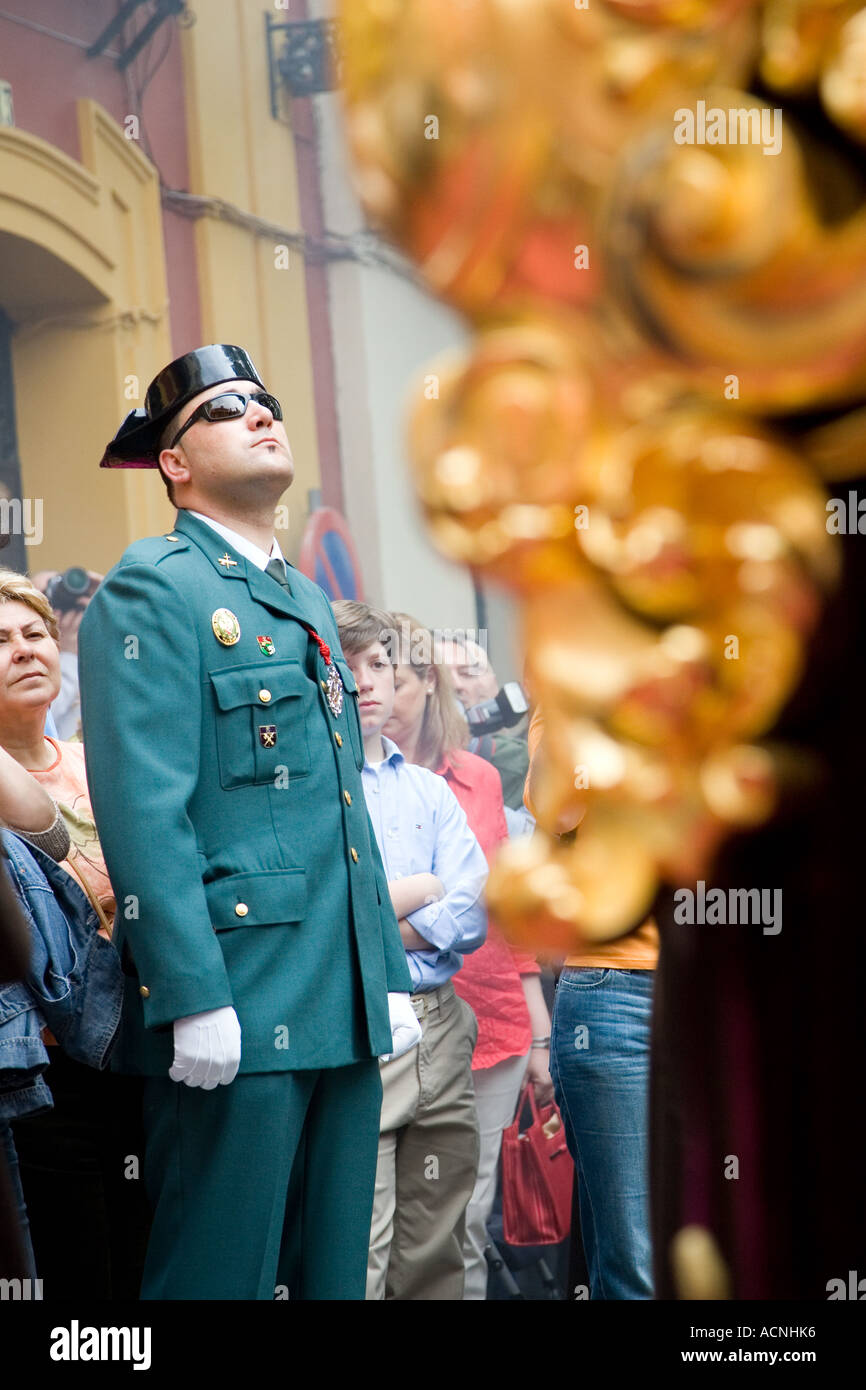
[{"left": 501, "top": 1081, "right": 574, "bottom": 1246}]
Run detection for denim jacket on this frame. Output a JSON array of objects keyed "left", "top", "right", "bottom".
[{"left": 0, "top": 831, "right": 123, "bottom": 1120}]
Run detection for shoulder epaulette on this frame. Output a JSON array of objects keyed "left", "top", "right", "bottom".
[{"left": 119, "top": 532, "right": 192, "bottom": 567}]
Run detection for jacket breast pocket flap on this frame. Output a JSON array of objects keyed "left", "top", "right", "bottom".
[
  {"left": 209, "top": 660, "right": 310, "bottom": 787},
  {"left": 205, "top": 869, "right": 307, "bottom": 931}
]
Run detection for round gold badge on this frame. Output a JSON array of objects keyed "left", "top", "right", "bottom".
[{"left": 211, "top": 608, "right": 241, "bottom": 646}]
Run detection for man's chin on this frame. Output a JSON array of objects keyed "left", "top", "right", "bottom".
[
  {"left": 228, "top": 461, "right": 294, "bottom": 504},
  {"left": 252, "top": 454, "right": 294, "bottom": 486}
]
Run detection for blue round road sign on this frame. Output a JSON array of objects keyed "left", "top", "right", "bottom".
[{"left": 298, "top": 507, "right": 364, "bottom": 601}]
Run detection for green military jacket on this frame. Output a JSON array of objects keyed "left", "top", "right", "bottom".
[{"left": 77, "top": 509, "right": 410, "bottom": 1075}]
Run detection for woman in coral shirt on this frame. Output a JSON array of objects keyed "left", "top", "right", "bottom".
[{"left": 384, "top": 612, "right": 553, "bottom": 1300}]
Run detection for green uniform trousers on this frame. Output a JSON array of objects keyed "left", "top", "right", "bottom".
[{"left": 140, "top": 1060, "right": 382, "bottom": 1300}]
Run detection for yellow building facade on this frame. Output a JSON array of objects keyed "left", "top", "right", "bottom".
[
  {"left": 177, "top": 0, "right": 323, "bottom": 559},
  {"left": 0, "top": 0, "right": 321, "bottom": 577}
]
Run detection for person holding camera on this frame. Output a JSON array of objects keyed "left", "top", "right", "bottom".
[{"left": 439, "top": 636, "right": 531, "bottom": 812}]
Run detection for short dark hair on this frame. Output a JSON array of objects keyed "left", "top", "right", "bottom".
[{"left": 331, "top": 599, "right": 394, "bottom": 659}]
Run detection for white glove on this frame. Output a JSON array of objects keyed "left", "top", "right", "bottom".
[
  {"left": 380, "top": 992, "right": 422, "bottom": 1063},
  {"left": 169, "top": 1005, "right": 242, "bottom": 1089}
]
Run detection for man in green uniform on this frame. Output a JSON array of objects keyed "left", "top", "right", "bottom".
[{"left": 77, "top": 345, "right": 419, "bottom": 1300}]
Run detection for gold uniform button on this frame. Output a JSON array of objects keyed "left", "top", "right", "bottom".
[
  {"left": 335, "top": 732, "right": 343, "bottom": 747},
  {"left": 258, "top": 689, "right": 271, "bottom": 704},
  {"left": 350, "top": 847, "right": 359, "bottom": 863},
  {"left": 139, "top": 986, "right": 150, "bottom": 998},
  {"left": 235, "top": 903, "right": 249, "bottom": 917},
  {"left": 344, "top": 790, "right": 352, "bottom": 805}
]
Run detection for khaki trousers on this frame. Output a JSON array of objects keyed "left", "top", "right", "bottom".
[{"left": 366, "top": 982, "right": 480, "bottom": 1300}]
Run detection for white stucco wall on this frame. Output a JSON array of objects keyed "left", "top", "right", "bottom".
[
  {"left": 305, "top": 33, "right": 472, "bottom": 635},
  {"left": 305, "top": 3, "right": 522, "bottom": 678}
]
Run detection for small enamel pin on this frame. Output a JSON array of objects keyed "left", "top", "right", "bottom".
[
  {"left": 326, "top": 662, "right": 344, "bottom": 717},
  {"left": 258, "top": 725, "right": 277, "bottom": 748},
  {"left": 211, "top": 608, "right": 241, "bottom": 646},
  {"left": 257, "top": 635, "right": 275, "bottom": 657}
]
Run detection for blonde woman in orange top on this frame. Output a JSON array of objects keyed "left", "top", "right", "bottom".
[
  {"left": 0, "top": 574, "right": 114, "bottom": 932},
  {"left": 0, "top": 567, "right": 148, "bottom": 1298},
  {"left": 525, "top": 706, "right": 657, "bottom": 1299}
]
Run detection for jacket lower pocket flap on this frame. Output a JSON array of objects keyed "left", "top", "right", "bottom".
[
  {"left": 209, "top": 660, "right": 307, "bottom": 712},
  {"left": 205, "top": 870, "right": 307, "bottom": 929}
]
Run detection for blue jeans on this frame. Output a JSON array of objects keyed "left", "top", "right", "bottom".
[
  {"left": 0, "top": 1119, "right": 37, "bottom": 1280},
  {"left": 550, "top": 967, "right": 654, "bottom": 1300}
]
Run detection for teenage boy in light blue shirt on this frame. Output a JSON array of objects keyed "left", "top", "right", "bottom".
[{"left": 334, "top": 599, "right": 488, "bottom": 1301}]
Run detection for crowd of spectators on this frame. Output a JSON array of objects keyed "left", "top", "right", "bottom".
[{"left": 0, "top": 568, "right": 654, "bottom": 1301}]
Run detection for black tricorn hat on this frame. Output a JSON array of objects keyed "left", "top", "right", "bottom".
[{"left": 100, "top": 344, "right": 266, "bottom": 468}]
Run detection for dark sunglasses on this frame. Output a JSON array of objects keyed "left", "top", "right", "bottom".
[{"left": 169, "top": 391, "right": 283, "bottom": 450}]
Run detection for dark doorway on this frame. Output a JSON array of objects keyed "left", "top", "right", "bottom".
[{"left": 0, "top": 307, "right": 27, "bottom": 575}]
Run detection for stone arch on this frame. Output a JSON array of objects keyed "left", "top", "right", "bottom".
[{"left": 0, "top": 101, "right": 173, "bottom": 576}]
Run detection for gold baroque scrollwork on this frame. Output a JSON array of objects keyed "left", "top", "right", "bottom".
[{"left": 339, "top": 0, "right": 860, "bottom": 947}]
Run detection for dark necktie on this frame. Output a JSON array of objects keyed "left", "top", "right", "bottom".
[{"left": 264, "top": 557, "right": 291, "bottom": 593}]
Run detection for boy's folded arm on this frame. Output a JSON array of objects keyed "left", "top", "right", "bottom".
[
  {"left": 405, "top": 785, "right": 489, "bottom": 955},
  {"left": 398, "top": 918, "right": 437, "bottom": 951},
  {"left": 406, "top": 884, "right": 487, "bottom": 955},
  {"left": 388, "top": 872, "right": 443, "bottom": 920}
]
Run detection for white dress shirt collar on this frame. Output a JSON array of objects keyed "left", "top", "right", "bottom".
[{"left": 184, "top": 510, "right": 284, "bottom": 574}]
